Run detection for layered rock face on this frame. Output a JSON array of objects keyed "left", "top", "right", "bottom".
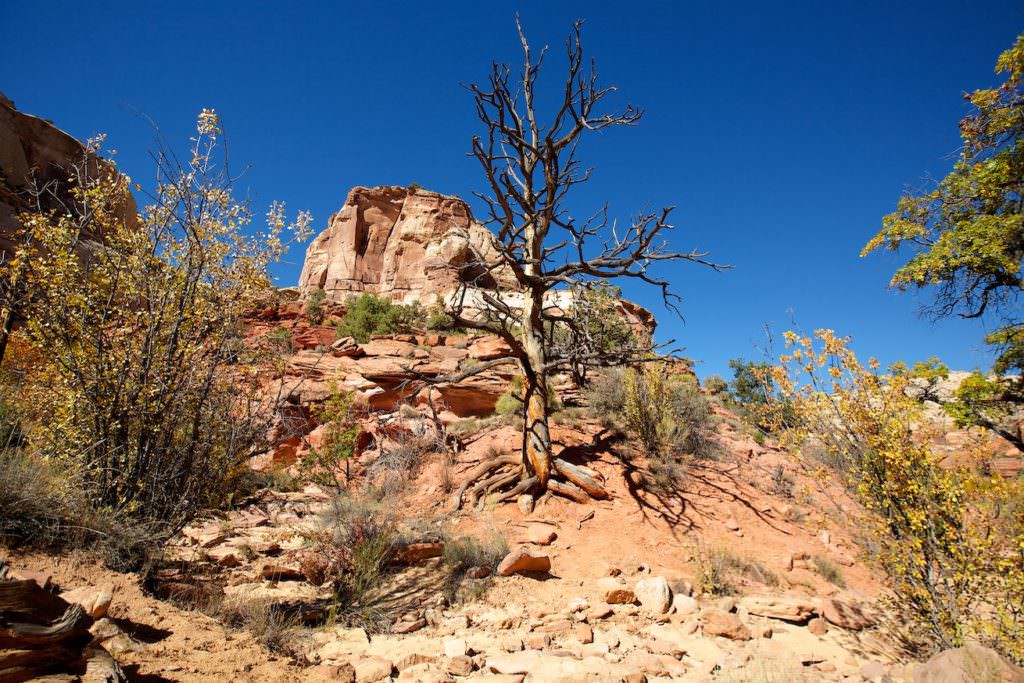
[
  {"left": 298, "top": 184, "right": 656, "bottom": 334},
  {"left": 298, "top": 185, "right": 510, "bottom": 307},
  {"left": 0, "top": 91, "right": 133, "bottom": 258}
]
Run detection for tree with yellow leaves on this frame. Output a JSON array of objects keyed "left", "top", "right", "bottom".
[
  {"left": 769, "top": 330, "right": 1023, "bottom": 662},
  {"left": 3, "top": 111, "right": 312, "bottom": 548}
]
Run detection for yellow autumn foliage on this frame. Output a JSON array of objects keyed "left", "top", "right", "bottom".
[{"left": 768, "top": 329, "right": 1023, "bottom": 662}]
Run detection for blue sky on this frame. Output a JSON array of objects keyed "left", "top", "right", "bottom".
[{"left": 2, "top": 1, "right": 1020, "bottom": 379}]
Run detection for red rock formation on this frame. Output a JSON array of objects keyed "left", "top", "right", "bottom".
[
  {"left": 0, "top": 91, "right": 135, "bottom": 258},
  {"left": 298, "top": 185, "right": 510, "bottom": 306}
]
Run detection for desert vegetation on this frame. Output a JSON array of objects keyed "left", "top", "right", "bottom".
[{"left": 0, "top": 11, "right": 1022, "bottom": 683}]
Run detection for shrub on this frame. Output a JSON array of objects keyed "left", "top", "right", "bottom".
[
  {"left": 624, "top": 364, "right": 716, "bottom": 460},
  {"left": 301, "top": 384, "right": 361, "bottom": 492},
  {"left": 703, "top": 375, "right": 728, "bottom": 395},
  {"left": 696, "top": 545, "right": 779, "bottom": 596},
  {"left": 442, "top": 532, "right": 508, "bottom": 603},
  {"left": 772, "top": 329, "right": 1024, "bottom": 662},
  {"left": 0, "top": 448, "right": 79, "bottom": 545},
  {"left": 2, "top": 113, "right": 311, "bottom": 545},
  {"left": 267, "top": 326, "right": 294, "bottom": 355},
  {"left": 315, "top": 494, "right": 396, "bottom": 627},
  {"left": 587, "top": 368, "right": 626, "bottom": 417},
  {"left": 367, "top": 423, "right": 440, "bottom": 496},
  {"left": 305, "top": 288, "right": 327, "bottom": 325},
  {"left": 336, "top": 293, "right": 421, "bottom": 343},
  {"left": 218, "top": 597, "right": 299, "bottom": 654}
]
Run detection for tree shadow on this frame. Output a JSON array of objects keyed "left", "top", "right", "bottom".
[
  {"left": 122, "top": 664, "right": 176, "bottom": 683},
  {"left": 110, "top": 617, "right": 173, "bottom": 644}
]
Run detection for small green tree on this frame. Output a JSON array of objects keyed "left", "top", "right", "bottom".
[
  {"left": 306, "top": 288, "right": 327, "bottom": 325},
  {"left": 336, "top": 293, "right": 421, "bottom": 343},
  {"left": 302, "top": 384, "right": 361, "bottom": 491},
  {"left": 863, "top": 35, "right": 1024, "bottom": 441}
]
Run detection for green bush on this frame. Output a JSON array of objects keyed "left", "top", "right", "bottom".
[
  {"left": 336, "top": 293, "right": 422, "bottom": 343},
  {"left": 703, "top": 375, "right": 728, "bottom": 395},
  {"left": 305, "top": 288, "right": 327, "bottom": 325}
]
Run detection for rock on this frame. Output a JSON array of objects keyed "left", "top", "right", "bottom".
[
  {"left": 394, "top": 542, "right": 444, "bottom": 564},
  {"left": 700, "top": 610, "right": 752, "bottom": 640},
  {"left": 860, "top": 660, "right": 889, "bottom": 682},
  {"left": 820, "top": 597, "right": 874, "bottom": 630},
  {"left": 447, "top": 655, "right": 474, "bottom": 676},
  {"left": 574, "top": 624, "right": 594, "bottom": 644},
  {"left": 298, "top": 185, "right": 514, "bottom": 306},
  {"left": 60, "top": 585, "right": 113, "bottom": 619},
  {"left": 807, "top": 617, "right": 828, "bottom": 635},
  {"left": 468, "top": 336, "right": 513, "bottom": 360},
  {"left": 486, "top": 652, "right": 541, "bottom": 675},
  {"left": 524, "top": 633, "right": 550, "bottom": 650},
  {"left": 913, "top": 645, "right": 1024, "bottom": 682},
  {"left": 671, "top": 593, "right": 697, "bottom": 616},
  {"left": 318, "top": 627, "right": 371, "bottom": 660},
  {"left": 634, "top": 576, "right": 671, "bottom": 614},
  {"left": 392, "top": 617, "right": 426, "bottom": 634},
  {"left": 260, "top": 564, "right": 305, "bottom": 581},
  {"left": 605, "top": 588, "right": 636, "bottom": 604},
  {"left": 526, "top": 525, "right": 557, "bottom": 546},
  {"left": 739, "top": 596, "right": 816, "bottom": 623},
  {"left": 444, "top": 639, "right": 469, "bottom": 658},
  {"left": 331, "top": 336, "right": 363, "bottom": 357},
  {"left": 352, "top": 656, "right": 394, "bottom": 682},
  {"left": 517, "top": 494, "right": 534, "bottom": 514},
  {"left": 306, "top": 663, "right": 357, "bottom": 682},
  {"left": 465, "top": 566, "right": 491, "bottom": 579},
  {"left": 724, "top": 517, "right": 740, "bottom": 531},
  {"left": 496, "top": 548, "right": 551, "bottom": 576}
]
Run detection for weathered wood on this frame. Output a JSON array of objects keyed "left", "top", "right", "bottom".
[
  {"left": 0, "top": 580, "right": 70, "bottom": 624},
  {"left": 547, "top": 478, "right": 589, "bottom": 503},
  {"left": 553, "top": 458, "right": 609, "bottom": 499},
  {"left": 0, "top": 605, "right": 91, "bottom": 648}
]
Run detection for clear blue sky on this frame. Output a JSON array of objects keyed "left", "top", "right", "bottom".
[{"left": 2, "top": 1, "right": 1020, "bottom": 379}]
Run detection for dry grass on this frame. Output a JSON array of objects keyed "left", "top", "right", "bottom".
[{"left": 697, "top": 545, "right": 780, "bottom": 596}]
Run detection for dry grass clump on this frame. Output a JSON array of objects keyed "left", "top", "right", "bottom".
[
  {"left": 696, "top": 545, "right": 779, "bottom": 596},
  {"left": 811, "top": 555, "right": 847, "bottom": 587},
  {"left": 217, "top": 596, "right": 300, "bottom": 654},
  {"left": 441, "top": 531, "right": 508, "bottom": 604}
]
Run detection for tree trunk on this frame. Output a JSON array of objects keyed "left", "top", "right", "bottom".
[{"left": 521, "top": 290, "right": 553, "bottom": 488}]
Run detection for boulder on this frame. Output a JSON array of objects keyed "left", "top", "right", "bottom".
[
  {"left": 297, "top": 185, "right": 513, "bottom": 307},
  {"left": 700, "top": 610, "right": 752, "bottom": 640},
  {"left": 352, "top": 656, "right": 394, "bottom": 682},
  {"left": 820, "top": 597, "right": 874, "bottom": 630},
  {"left": 738, "top": 596, "right": 816, "bottom": 623},
  {"left": 60, "top": 585, "right": 113, "bottom": 619},
  {"left": 634, "top": 576, "right": 672, "bottom": 614},
  {"left": 913, "top": 645, "right": 1024, "bottom": 682},
  {"left": 496, "top": 548, "right": 551, "bottom": 576}
]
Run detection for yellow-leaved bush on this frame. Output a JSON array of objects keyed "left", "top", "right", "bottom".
[
  {"left": 767, "top": 329, "right": 1023, "bottom": 662},
  {"left": 2, "top": 111, "right": 312, "bottom": 554}
]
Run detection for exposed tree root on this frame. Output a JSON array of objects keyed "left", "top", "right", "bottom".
[{"left": 453, "top": 453, "right": 609, "bottom": 510}]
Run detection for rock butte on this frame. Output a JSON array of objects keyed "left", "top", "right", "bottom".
[{"left": 297, "top": 183, "right": 657, "bottom": 334}]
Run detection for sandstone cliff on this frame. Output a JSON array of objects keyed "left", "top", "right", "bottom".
[
  {"left": 298, "top": 184, "right": 656, "bottom": 333},
  {"left": 298, "top": 185, "right": 511, "bottom": 307},
  {"left": 0, "top": 91, "right": 132, "bottom": 258}
]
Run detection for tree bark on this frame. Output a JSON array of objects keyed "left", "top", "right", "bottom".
[{"left": 521, "top": 286, "right": 553, "bottom": 487}]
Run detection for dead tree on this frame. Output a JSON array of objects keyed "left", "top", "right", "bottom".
[{"left": 424, "top": 20, "right": 725, "bottom": 506}]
